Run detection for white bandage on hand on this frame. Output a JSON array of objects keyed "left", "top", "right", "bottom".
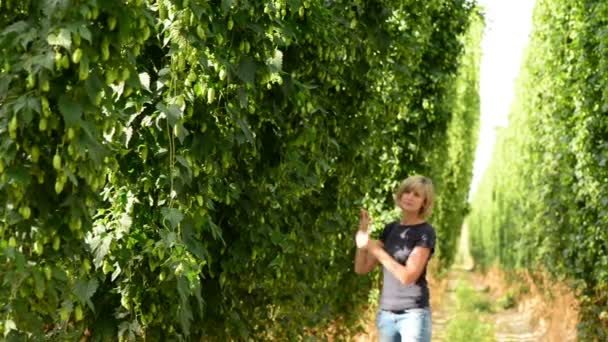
[{"left": 355, "top": 230, "right": 369, "bottom": 249}]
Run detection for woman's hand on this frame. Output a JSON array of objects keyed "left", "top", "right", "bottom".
[
  {"left": 356, "top": 209, "right": 371, "bottom": 249},
  {"left": 354, "top": 209, "right": 381, "bottom": 274},
  {"left": 359, "top": 209, "right": 371, "bottom": 231},
  {"left": 366, "top": 239, "right": 383, "bottom": 252}
]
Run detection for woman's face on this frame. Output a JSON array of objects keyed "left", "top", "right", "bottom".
[{"left": 398, "top": 188, "right": 425, "bottom": 216}]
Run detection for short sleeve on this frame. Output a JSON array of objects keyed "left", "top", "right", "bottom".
[{"left": 415, "top": 225, "right": 436, "bottom": 254}]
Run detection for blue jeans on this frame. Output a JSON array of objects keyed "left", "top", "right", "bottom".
[{"left": 376, "top": 308, "right": 432, "bottom": 342}]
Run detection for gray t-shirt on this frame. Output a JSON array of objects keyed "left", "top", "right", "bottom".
[{"left": 379, "top": 221, "right": 436, "bottom": 311}]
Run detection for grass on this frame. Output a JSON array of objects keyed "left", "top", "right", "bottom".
[{"left": 444, "top": 279, "right": 495, "bottom": 342}]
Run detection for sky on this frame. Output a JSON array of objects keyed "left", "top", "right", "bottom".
[{"left": 468, "top": 0, "right": 537, "bottom": 199}]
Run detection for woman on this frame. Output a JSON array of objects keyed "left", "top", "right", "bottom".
[{"left": 354, "top": 175, "right": 436, "bottom": 342}]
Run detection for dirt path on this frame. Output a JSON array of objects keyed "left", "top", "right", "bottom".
[
  {"left": 431, "top": 223, "right": 557, "bottom": 342},
  {"left": 431, "top": 267, "right": 549, "bottom": 342}
]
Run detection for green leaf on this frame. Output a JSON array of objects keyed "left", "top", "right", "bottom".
[
  {"left": 227, "top": 105, "right": 254, "bottom": 144},
  {"left": 0, "top": 75, "right": 12, "bottom": 99},
  {"left": 18, "top": 28, "right": 37, "bottom": 50},
  {"left": 52, "top": 266, "right": 68, "bottom": 282},
  {"left": 85, "top": 73, "right": 103, "bottom": 104},
  {"left": 174, "top": 123, "right": 190, "bottom": 144},
  {"left": 176, "top": 277, "right": 193, "bottom": 334},
  {"left": 207, "top": 219, "right": 223, "bottom": 242},
  {"left": 161, "top": 207, "right": 183, "bottom": 229},
  {"left": 193, "top": 282, "right": 204, "bottom": 314},
  {"left": 33, "top": 271, "right": 45, "bottom": 300},
  {"left": 176, "top": 155, "right": 192, "bottom": 179},
  {"left": 47, "top": 28, "right": 72, "bottom": 49},
  {"left": 78, "top": 25, "right": 92, "bottom": 42},
  {"left": 31, "top": 52, "right": 55, "bottom": 72},
  {"left": 266, "top": 49, "right": 283, "bottom": 73},
  {"left": 111, "top": 264, "right": 122, "bottom": 282},
  {"left": 1, "top": 21, "right": 28, "bottom": 35},
  {"left": 64, "top": 167, "right": 79, "bottom": 186},
  {"left": 73, "top": 279, "right": 98, "bottom": 311},
  {"left": 182, "top": 222, "right": 207, "bottom": 260},
  {"left": 161, "top": 230, "right": 177, "bottom": 248},
  {"left": 157, "top": 103, "right": 182, "bottom": 126},
  {"left": 124, "top": 126, "right": 133, "bottom": 147},
  {"left": 43, "top": 0, "right": 70, "bottom": 17},
  {"left": 117, "top": 214, "right": 133, "bottom": 237},
  {"left": 58, "top": 95, "right": 83, "bottom": 127},
  {"left": 13, "top": 96, "right": 40, "bottom": 121},
  {"left": 286, "top": 0, "right": 301, "bottom": 9},
  {"left": 6, "top": 166, "right": 31, "bottom": 187},
  {"left": 79, "top": 120, "right": 108, "bottom": 164},
  {"left": 236, "top": 57, "right": 257, "bottom": 84},
  {"left": 4, "top": 319, "right": 17, "bottom": 338},
  {"left": 139, "top": 72, "right": 151, "bottom": 92},
  {"left": 86, "top": 233, "right": 112, "bottom": 268},
  {"left": 194, "top": 82, "right": 204, "bottom": 97},
  {"left": 221, "top": 0, "right": 236, "bottom": 13},
  {"left": 238, "top": 88, "right": 248, "bottom": 108}
]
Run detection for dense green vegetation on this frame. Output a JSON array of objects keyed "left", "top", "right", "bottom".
[
  {"left": 0, "top": 0, "right": 480, "bottom": 340},
  {"left": 469, "top": 0, "right": 608, "bottom": 339},
  {"left": 428, "top": 9, "right": 482, "bottom": 268}
]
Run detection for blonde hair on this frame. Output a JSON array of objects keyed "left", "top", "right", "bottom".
[{"left": 394, "top": 175, "right": 435, "bottom": 218}]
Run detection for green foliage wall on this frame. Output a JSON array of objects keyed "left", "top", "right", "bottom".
[
  {"left": 468, "top": 0, "right": 608, "bottom": 338},
  {"left": 429, "top": 11, "right": 482, "bottom": 268},
  {"left": 0, "top": 0, "right": 478, "bottom": 340}
]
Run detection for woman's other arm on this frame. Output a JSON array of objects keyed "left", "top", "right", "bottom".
[
  {"left": 367, "top": 241, "right": 431, "bottom": 285},
  {"left": 354, "top": 241, "right": 382, "bottom": 274},
  {"left": 354, "top": 209, "right": 380, "bottom": 274}
]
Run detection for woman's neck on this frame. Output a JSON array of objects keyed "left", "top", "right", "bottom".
[{"left": 401, "top": 214, "right": 424, "bottom": 225}]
